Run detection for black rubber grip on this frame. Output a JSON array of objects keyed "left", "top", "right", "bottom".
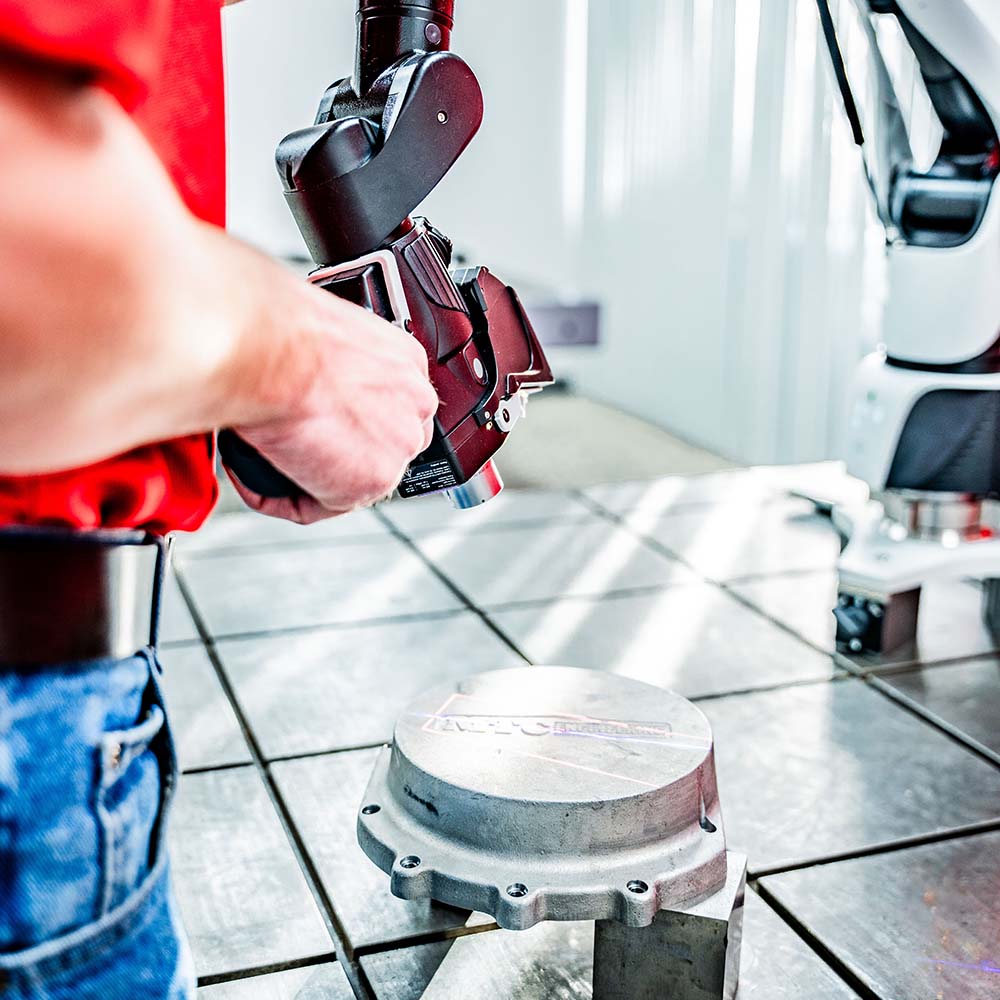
[{"left": 218, "top": 430, "right": 303, "bottom": 499}]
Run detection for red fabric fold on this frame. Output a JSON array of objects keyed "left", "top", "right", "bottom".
[{"left": 0, "top": 0, "right": 225, "bottom": 532}]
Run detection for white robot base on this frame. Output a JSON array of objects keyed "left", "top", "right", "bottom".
[{"left": 831, "top": 492, "right": 1000, "bottom": 653}]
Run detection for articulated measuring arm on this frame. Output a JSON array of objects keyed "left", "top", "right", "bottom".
[{"left": 220, "top": 0, "right": 553, "bottom": 509}]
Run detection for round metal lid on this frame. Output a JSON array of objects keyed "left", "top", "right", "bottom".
[{"left": 358, "top": 667, "right": 729, "bottom": 929}]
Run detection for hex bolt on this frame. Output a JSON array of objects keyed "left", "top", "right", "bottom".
[
  {"left": 849, "top": 638, "right": 863, "bottom": 653},
  {"left": 868, "top": 602, "right": 883, "bottom": 618}
]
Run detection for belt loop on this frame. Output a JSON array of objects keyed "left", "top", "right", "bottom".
[{"left": 146, "top": 533, "right": 172, "bottom": 652}]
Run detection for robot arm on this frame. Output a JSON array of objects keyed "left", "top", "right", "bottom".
[
  {"left": 815, "top": 1, "right": 1000, "bottom": 651},
  {"left": 817, "top": 0, "right": 1000, "bottom": 494},
  {"left": 220, "top": 0, "right": 553, "bottom": 509}
]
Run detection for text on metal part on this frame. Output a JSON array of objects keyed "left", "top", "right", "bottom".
[{"left": 423, "top": 714, "right": 675, "bottom": 739}]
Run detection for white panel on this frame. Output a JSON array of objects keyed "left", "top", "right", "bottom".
[{"left": 223, "top": 0, "right": 355, "bottom": 258}]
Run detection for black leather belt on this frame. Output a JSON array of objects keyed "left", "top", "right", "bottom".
[{"left": 0, "top": 528, "right": 170, "bottom": 667}]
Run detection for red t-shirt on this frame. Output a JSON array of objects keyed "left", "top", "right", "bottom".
[{"left": 0, "top": 0, "right": 224, "bottom": 532}]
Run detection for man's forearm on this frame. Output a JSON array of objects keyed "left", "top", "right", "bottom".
[{"left": 0, "top": 58, "right": 317, "bottom": 474}]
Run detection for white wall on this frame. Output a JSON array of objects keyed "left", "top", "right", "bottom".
[{"left": 224, "top": 0, "right": 885, "bottom": 466}]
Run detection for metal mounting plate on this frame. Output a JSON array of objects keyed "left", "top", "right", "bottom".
[{"left": 357, "top": 666, "right": 731, "bottom": 930}]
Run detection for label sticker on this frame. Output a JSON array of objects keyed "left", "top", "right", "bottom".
[{"left": 400, "top": 460, "right": 459, "bottom": 497}]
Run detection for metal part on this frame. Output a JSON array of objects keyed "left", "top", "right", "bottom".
[
  {"left": 357, "top": 667, "right": 745, "bottom": 997},
  {"left": 828, "top": 490, "right": 1000, "bottom": 653},
  {"left": 445, "top": 459, "right": 504, "bottom": 509},
  {"left": 491, "top": 392, "right": 525, "bottom": 433},
  {"left": 982, "top": 577, "right": 1000, "bottom": 636},
  {"left": 309, "top": 250, "right": 413, "bottom": 332},
  {"left": 0, "top": 528, "right": 165, "bottom": 664},
  {"left": 834, "top": 587, "right": 921, "bottom": 654},
  {"left": 878, "top": 489, "right": 1000, "bottom": 540}
]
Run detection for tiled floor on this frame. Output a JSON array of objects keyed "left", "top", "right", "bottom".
[{"left": 160, "top": 463, "right": 1000, "bottom": 998}]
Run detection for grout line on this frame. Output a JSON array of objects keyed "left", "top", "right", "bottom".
[
  {"left": 266, "top": 741, "right": 388, "bottom": 766},
  {"left": 177, "top": 531, "right": 391, "bottom": 561},
  {"left": 859, "top": 672, "right": 1000, "bottom": 770},
  {"left": 749, "top": 817, "right": 1000, "bottom": 880},
  {"left": 377, "top": 510, "right": 595, "bottom": 538},
  {"left": 690, "top": 671, "right": 857, "bottom": 704},
  {"left": 191, "top": 607, "right": 470, "bottom": 646},
  {"left": 353, "top": 919, "right": 500, "bottom": 960},
  {"left": 571, "top": 487, "right": 797, "bottom": 520},
  {"left": 474, "top": 579, "right": 704, "bottom": 613},
  {"left": 197, "top": 951, "right": 338, "bottom": 989},
  {"left": 752, "top": 883, "right": 882, "bottom": 1000},
  {"left": 856, "top": 650, "right": 1000, "bottom": 680},
  {"left": 181, "top": 759, "right": 255, "bottom": 776},
  {"left": 174, "top": 567, "right": 375, "bottom": 1000},
  {"left": 371, "top": 507, "right": 534, "bottom": 665}
]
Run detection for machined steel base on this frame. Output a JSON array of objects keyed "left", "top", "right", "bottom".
[{"left": 593, "top": 852, "right": 746, "bottom": 1000}]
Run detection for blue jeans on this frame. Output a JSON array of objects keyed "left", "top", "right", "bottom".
[{"left": 0, "top": 648, "right": 195, "bottom": 998}]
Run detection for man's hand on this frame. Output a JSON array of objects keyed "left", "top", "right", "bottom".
[{"left": 224, "top": 284, "right": 438, "bottom": 523}]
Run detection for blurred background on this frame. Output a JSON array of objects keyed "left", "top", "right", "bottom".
[{"left": 223, "top": 0, "right": 885, "bottom": 478}]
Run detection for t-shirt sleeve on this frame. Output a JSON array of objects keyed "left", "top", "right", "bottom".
[{"left": 0, "top": 1, "right": 166, "bottom": 109}]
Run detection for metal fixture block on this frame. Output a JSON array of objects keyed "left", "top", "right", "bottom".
[{"left": 593, "top": 851, "right": 746, "bottom": 1000}]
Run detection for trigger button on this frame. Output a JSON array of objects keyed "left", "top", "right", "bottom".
[{"left": 464, "top": 276, "right": 488, "bottom": 315}]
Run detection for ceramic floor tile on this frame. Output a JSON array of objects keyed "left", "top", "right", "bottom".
[
  {"left": 412, "top": 516, "right": 695, "bottom": 607},
  {"left": 161, "top": 571, "right": 200, "bottom": 644},
  {"left": 583, "top": 462, "right": 866, "bottom": 517},
  {"left": 878, "top": 657, "right": 1000, "bottom": 759},
  {"left": 170, "top": 768, "right": 333, "bottom": 977},
  {"left": 699, "top": 679, "right": 1000, "bottom": 873},
  {"left": 360, "top": 889, "right": 859, "bottom": 999},
  {"left": 379, "top": 489, "right": 593, "bottom": 535},
  {"left": 490, "top": 584, "right": 837, "bottom": 698},
  {"left": 177, "top": 537, "right": 462, "bottom": 638},
  {"left": 621, "top": 498, "right": 843, "bottom": 582},
  {"left": 160, "top": 643, "right": 250, "bottom": 771},
  {"left": 270, "top": 749, "right": 491, "bottom": 953},
  {"left": 761, "top": 832, "right": 1000, "bottom": 1000},
  {"left": 177, "top": 508, "right": 387, "bottom": 555},
  {"left": 218, "top": 613, "right": 523, "bottom": 759},
  {"left": 730, "top": 571, "right": 999, "bottom": 669},
  {"left": 197, "top": 964, "right": 355, "bottom": 999}
]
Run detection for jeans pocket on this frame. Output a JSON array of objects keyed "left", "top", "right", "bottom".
[{"left": 96, "top": 677, "right": 173, "bottom": 915}]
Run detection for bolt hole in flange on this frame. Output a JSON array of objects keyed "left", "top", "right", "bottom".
[
  {"left": 399, "top": 855, "right": 421, "bottom": 870},
  {"left": 506, "top": 883, "right": 528, "bottom": 898},
  {"left": 361, "top": 804, "right": 380, "bottom": 815},
  {"left": 626, "top": 880, "right": 649, "bottom": 894}
]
